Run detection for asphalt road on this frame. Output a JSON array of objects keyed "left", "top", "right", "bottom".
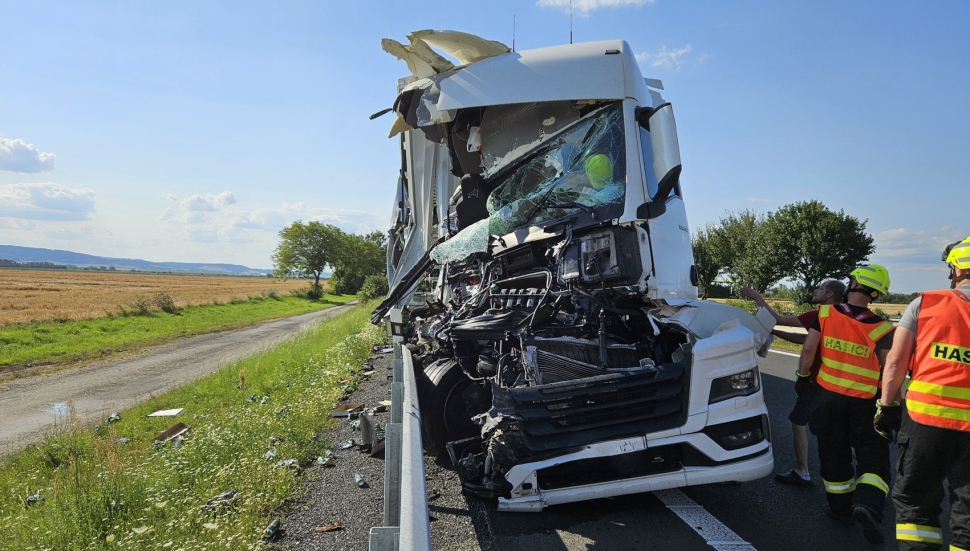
[{"left": 0, "top": 303, "right": 355, "bottom": 458}]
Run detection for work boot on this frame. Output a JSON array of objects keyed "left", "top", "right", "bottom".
[{"left": 852, "top": 506, "right": 884, "bottom": 544}]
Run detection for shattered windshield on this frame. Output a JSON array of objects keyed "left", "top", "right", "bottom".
[
  {"left": 485, "top": 102, "right": 626, "bottom": 235},
  {"left": 430, "top": 102, "right": 626, "bottom": 264}
]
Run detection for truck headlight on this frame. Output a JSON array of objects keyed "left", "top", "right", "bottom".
[{"left": 708, "top": 367, "right": 760, "bottom": 404}]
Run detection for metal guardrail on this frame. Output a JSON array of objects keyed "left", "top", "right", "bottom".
[{"left": 369, "top": 340, "right": 432, "bottom": 551}]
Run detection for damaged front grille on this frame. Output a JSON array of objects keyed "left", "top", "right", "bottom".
[{"left": 504, "top": 350, "right": 690, "bottom": 451}]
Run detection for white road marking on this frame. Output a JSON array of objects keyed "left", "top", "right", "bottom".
[
  {"left": 768, "top": 349, "right": 800, "bottom": 358},
  {"left": 654, "top": 489, "right": 757, "bottom": 551}
]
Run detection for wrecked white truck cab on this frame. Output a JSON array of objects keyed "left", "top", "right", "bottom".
[{"left": 372, "top": 31, "right": 775, "bottom": 512}]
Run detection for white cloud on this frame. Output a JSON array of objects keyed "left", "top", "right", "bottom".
[
  {"left": 537, "top": 0, "right": 653, "bottom": 15},
  {"left": 0, "top": 182, "right": 95, "bottom": 220},
  {"left": 181, "top": 192, "right": 236, "bottom": 212},
  {"left": 0, "top": 134, "right": 55, "bottom": 173},
  {"left": 871, "top": 227, "right": 966, "bottom": 265},
  {"left": 635, "top": 45, "right": 694, "bottom": 70}
]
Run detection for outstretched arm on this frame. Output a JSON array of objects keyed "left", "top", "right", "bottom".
[
  {"left": 740, "top": 287, "right": 802, "bottom": 327},
  {"left": 772, "top": 328, "right": 807, "bottom": 345}
]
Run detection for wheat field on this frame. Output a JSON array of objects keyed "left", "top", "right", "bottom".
[{"left": 0, "top": 269, "right": 319, "bottom": 326}]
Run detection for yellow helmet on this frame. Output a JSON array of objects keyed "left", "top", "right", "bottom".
[
  {"left": 584, "top": 154, "right": 613, "bottom": 190},
  {"left": 943, "top": 236, "right": 970, "bottom": 269},
  {"left": 849, "top": 264, "right": 890, "bottom": 297}
]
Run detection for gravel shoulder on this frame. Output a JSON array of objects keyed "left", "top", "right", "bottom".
[
  {"left": 276, "top": 348, "right": 496, "bottom": 551},
  {"left": 0, "top": 304, "right": 355, "bottom": 458}
]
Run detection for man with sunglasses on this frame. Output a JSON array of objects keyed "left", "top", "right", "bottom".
[{"left": 741, "top": 279, "right": 846, "bottom": 487}]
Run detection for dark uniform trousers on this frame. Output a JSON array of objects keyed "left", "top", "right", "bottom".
[
  {"left": 893, "top": 411, "right": 970, "bottom": 550},
  {"left": 810, "top": 386, "right": 892, "bottom": 518}
]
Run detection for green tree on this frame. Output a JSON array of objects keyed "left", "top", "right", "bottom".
[
  {"left": 692, "top": 224, "right": 723, "bottom": 299},
  {"left": 271, "top": 221, "right": 342, "bottom": 291},
  {"left": 706, "top": 209, "right": 781, "bottom": 292},
  {"left": 329, "top": 231, "right": 387, "bottom": 295},
  {"left": 759, "top": 200, "right": 874, "bottom": 304}
]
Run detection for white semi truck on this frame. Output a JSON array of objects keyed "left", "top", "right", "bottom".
[{"left": 372, "top": 30, "right": 777, "bottom": 512}]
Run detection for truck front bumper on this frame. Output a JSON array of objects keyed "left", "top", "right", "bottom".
[{"left": 495, "top": 409, "right": 773, "bottom": 512}]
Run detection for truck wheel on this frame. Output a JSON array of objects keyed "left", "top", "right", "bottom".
[{"left": 417, "top": 358, "right": 489, "bottom": 458}]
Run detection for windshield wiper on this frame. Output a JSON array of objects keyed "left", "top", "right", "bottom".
[{"left": 548, "top": 202, "right": 598, "bottom": 220}]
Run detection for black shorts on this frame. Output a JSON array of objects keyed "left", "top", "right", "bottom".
[{"left": 788, "top": 384, "right": 817, "bottom": 426}]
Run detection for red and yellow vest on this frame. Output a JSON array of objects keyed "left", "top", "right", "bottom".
[
  {"left": 817, "top": 304, "right": 894, "bottom": 399},
  {"left": 907, "top": 289, "right": 970, "bottom": 432}
]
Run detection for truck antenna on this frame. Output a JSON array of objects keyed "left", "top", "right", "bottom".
[{"left": 569, "top": 0, "right": 573, "bottom": 44}]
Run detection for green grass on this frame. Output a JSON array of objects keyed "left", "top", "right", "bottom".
[
  {"left": 770, "top": 338, "right": 803, "bottom": 354},
  {"left": 0, "top": 294, "right": 356, "bottom": 371},
  {"left": 0, "top": 305, "right": 386, "bottom": 550}
]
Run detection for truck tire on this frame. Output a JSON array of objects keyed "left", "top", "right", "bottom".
[{"left": 417, "top": 358, "right": 489, "bottom": 459}]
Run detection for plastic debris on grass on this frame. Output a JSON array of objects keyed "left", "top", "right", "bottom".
[
  {"left": 153, "top": 422, "right": 191, "bottom": 443},
  {"left": 202, "top": 489, "right": 240, "bottom": 515},
  {"left": 262, "top": 519, "right": 282, "bottom": 541},
  {"left": 147, "top": 408, "right": 183, "bottom": 417}
]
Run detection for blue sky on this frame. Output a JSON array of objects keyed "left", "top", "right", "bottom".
[{"left": 1, "top": 1, "right": 967, "bottom": 293}]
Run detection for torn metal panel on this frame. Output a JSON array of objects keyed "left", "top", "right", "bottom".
[
  {"left": 381, "top": 38, "right": 455, "bottom": 79},
  {"left": 653, "top": 301, "right": 776, "bottom": 356},
  {"left": 410, "top": 30, "right": 510, "bottom": 66}
]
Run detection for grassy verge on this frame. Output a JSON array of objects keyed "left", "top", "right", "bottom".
[
  {"left": 0, "top": 305, "right": 386, "bottom": 550},
  {"left": 769, "top": 338, "right": 802, "bottom": 354},
  {"left": 0, "top": 294, "right": 355, "bottom": 371}
]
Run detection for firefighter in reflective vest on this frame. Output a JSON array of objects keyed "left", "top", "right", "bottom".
[
  {"left": 797, "top": 264, "right": 895, "bottom": 544},
  {"left": 878, "top": 237, "right": 970, "bottom": 550}
]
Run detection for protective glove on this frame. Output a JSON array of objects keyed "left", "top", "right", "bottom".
[
  {"left": 874, "top": 401, "right": 902, "bottom": 441},
  {"left": 794, "top": 371, "right": 813, "bottom": 397}
]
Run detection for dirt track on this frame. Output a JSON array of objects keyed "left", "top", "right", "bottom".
[{"left": 0, "top": 304, "right": 355, "bottom": 458}]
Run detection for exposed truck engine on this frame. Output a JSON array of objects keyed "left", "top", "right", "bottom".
[{"left": 372, "top": 30, "right": 777, "bottom": 512}]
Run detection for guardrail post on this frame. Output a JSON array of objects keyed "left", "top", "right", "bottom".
[{"left": 383, "top": 421, "right": 402, "bottom": 527}]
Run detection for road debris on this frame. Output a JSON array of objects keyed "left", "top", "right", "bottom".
[
  {"left": 263, "top": 449, "right": 278, "bottom": 460},
  {"left": 259, "top": 396, "right": 270, "bottom": 405},
  {"left": 354, "top": 473, "right": 368, "bottom": 488},
  {"left": 331, "top": 403, "right": 365, "bottom": 418},
  {"left": 153, "top": 422, "right": 191, "bottom": 443},
  {"left": 106, "top": 412, "right": 121, "bottom": 423},
  {"left": 313, "top": 523, "right": 343, "bottom": 532},
  {"left": 147, "top": 408, "right": 183, "bottom": 417},
  {"left": 340, "top": 439, "right": 355, "bottom": 450},
  {"left": 262, "top": 519, "right": 282, "bottom": 541},
  {"left": 24, "top": 493, "right": 45, "bottom": 507},
  {"left": 275, "top": 459, "right": 301, "bottom": 472},
  {"left": 202, "top": 489, "right": 239, "bottom": 514}
]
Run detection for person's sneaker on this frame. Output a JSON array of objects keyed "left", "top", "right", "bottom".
[
  {"left": 853, "top": 506, "right": 885, "bottom": 544},
  {"left": 825, "top": 506, "right": 856, "bottom": 526},
  {"left": 774, "top": 470, "right": 813, "bottom": 486}
]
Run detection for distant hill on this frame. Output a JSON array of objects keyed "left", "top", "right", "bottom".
[{"left": 0, "top": 245, "right": 272, "bottom": 276}]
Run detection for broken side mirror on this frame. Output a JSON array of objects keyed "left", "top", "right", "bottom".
[{"left": 636, "top": 103, "right": 682, "bottom": 203}]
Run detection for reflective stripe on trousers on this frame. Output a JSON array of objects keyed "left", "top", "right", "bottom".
[{"left": 897, "top": 523, "right": 944, "bottom": 545}]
